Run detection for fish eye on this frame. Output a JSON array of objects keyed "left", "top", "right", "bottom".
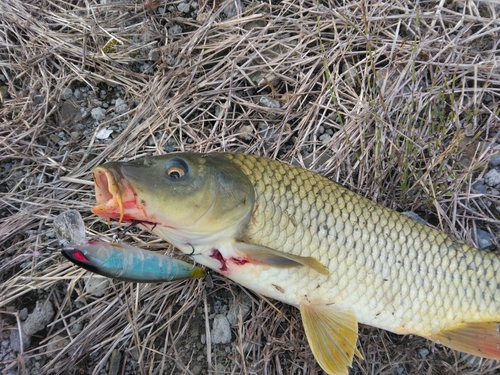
[
  {"left": 166, "top": 158, "right": 189, "bottom": 180},
  {"left": 167, "top": 167, "right": 184, "bottom": 179}
]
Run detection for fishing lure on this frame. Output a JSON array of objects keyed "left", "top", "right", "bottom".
[{"left": 62, "top": 241, "right": 205, "bottom": 282}]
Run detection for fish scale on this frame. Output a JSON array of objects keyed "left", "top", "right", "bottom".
[{"left": 224, "top": 153, "right": 500, "bottom": 335}]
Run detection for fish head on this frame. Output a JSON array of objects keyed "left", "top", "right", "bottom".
[{"left": 91, "top": 153, "right": 255, "bottom": 244}]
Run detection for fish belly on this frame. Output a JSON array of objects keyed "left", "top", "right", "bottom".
[{"left": 222, "top": 153, "right": 500, "bottom": 337}]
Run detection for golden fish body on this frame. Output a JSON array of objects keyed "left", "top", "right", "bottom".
[
  {"left": 224, "top": 154, "right": 499, "bottom": 331},
  {"left": 91, "top": 153, "right": 500, "bottom": 374}
]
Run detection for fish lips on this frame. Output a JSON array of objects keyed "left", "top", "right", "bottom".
[{"left": 91, "top": 164, "right": 147, "bottom": 223}]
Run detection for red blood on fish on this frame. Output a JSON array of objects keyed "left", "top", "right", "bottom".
[
  {"left": 231, "top": 257, "right": 248, "bottom": 266},
  {"left": 210, "top": 249, "right": 227, "bottom": 272}
]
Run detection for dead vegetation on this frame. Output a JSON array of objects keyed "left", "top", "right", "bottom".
[{"left": 1, "top": 0, "right": 500, "bottom": 374}]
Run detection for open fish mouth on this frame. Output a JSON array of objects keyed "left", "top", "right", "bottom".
[{"left": 91, "top": 165, "right": 132, "bottom": 223}]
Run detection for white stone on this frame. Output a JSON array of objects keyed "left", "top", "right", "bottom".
[
  {"left": 85, "top": 276, "right": 110, "bottom": 297},
  {"left": 114, "top": 98, "right": 129, "bottom": 115},
  {"left": 211, "top": 315, "right": 231, "bottom": 344},
  {"left": 90, "top": 107, "right": 106, "bottom": 121},
  {"left": 96, "top": 128, "right": 113, "bottom": 140},
  {"left": 484, "top": 169, "right": 500, "bottom": 187},
  {"left": 259, "top": 96, "right": 280, "bottom": 108},
  {"left": 23, "top": 300, "right": 54, "bottom": 336},
  {"left": 177, "top": 2, "right": 190, "bottom": 13}
]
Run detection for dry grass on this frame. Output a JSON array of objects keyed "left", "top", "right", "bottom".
[{"left": 1, "top": 0, "right": 500, "bottom": 374}]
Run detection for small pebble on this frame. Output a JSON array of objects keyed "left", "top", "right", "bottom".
[
  {"left": 49, "top": 134, "right": 61, "bottom": 144},
  {"left": 259, "top": 125, "right": 280, "bottom": 150},
  {"left": 319, "top": 134, "right": 331, "bottom": 144},
  {"left": 95, "top": 128, "right": 113, "bottom": 140},
  {"left": 19, "top": 308, "right": 28, "bottom": 321},
  {"left": 46, "top": 335, "right": 70, "bottom": 357},
  {"left": 191, "top": 364, "right": 202, "bottom": 375},
  {"left": 10, "top": 329, "right": 31, "bottom": 352},
  {"left": 24, "top": 300, "right": 54, "bottom": 336},
  {"left": 164, "top": 138, "right": 178, "bottom": 152},
  {"left": 85, "top": 276, "right": 110, "bottom": 297},
  {"left": 114, "top": 98, "right": 129, "bottom": 115},
  {"left": 474, "top": 228, "right": 494, "bottom": 250},
  {"left": 471, "top": 179, "right": 486, "bottom": 194},
  {"left": 33, "top": 94, "right": 43, "bottom": 104},
  {"left": 340, "top": 61, "right": 358, "bottom": 87},
  {"left": 237, "top": 124, "right": 253, "bottom": 141},
  {"left": 484, "top": 169, "right": 500, "bottom": 187},
  {"left": 62, "top": 88, "right": 73, "bottom": 99},
  {"left": 90, "top": 107, "right": 106, "bottom": 122},
  {"left": 395, "top": 364, "right": 406, "bottom": 375},
  {"left": 71, "top": 322, "right": 83, "bottom": 335},
  {"left": 168, "top": 25, "right": 183, "bottom": 35},
  {"left": 196, "top": 12, "right": 209, "bottom": 22},
  {"left": 488, "top": 188, "right": 499, "bottom": 196},
  {"left": 227, "top": 292, "right": 252, "bottom": 325},
  {"left": 419, "top": 348, "right": 429, "bottom": 358},
  {"left": 222, "top": 0, "right": 245, "bottom": 18},
  {"left": 259, "top": 96, "right": 281, "bottom": 108},
  {"left": 140, "top": 62, "right": 153, "bottom": 73},
  {"left": 211, "top": 315, "right": 231, "bottom": 344},
  {"left": 177, "top": 2, "right": 190, "bottom": 13},
  {"left": 489, "top": 154, "right": 500, "bottom": 167}
]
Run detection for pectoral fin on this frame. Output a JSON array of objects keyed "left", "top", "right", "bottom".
[
  {"left": 430, "top": 322, "right": 500, "bottom": 359},
  {"left": 234, "top": 242, "right": 329, "bottom": 275},
  {"left": 300, "top": 304, "right": 361, "bottom": 375}
]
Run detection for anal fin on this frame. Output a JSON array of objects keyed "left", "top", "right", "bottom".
[
  {"left": 430, "top": 322, "right": 500, "bottom": 360},
  {"left": 300, "top": 304, "right": 361, "bottom": 375}
]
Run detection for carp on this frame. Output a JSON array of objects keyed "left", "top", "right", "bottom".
[{"left": 90, "top": 153, "right": 500, "bottom": 374}]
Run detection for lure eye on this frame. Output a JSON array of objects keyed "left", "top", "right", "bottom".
[
  {"left": 166, "top": 158, "right": 189, "bottom": 180},
  {"left": 72, "top": 250, "right": 89, "bottom": 262}
]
